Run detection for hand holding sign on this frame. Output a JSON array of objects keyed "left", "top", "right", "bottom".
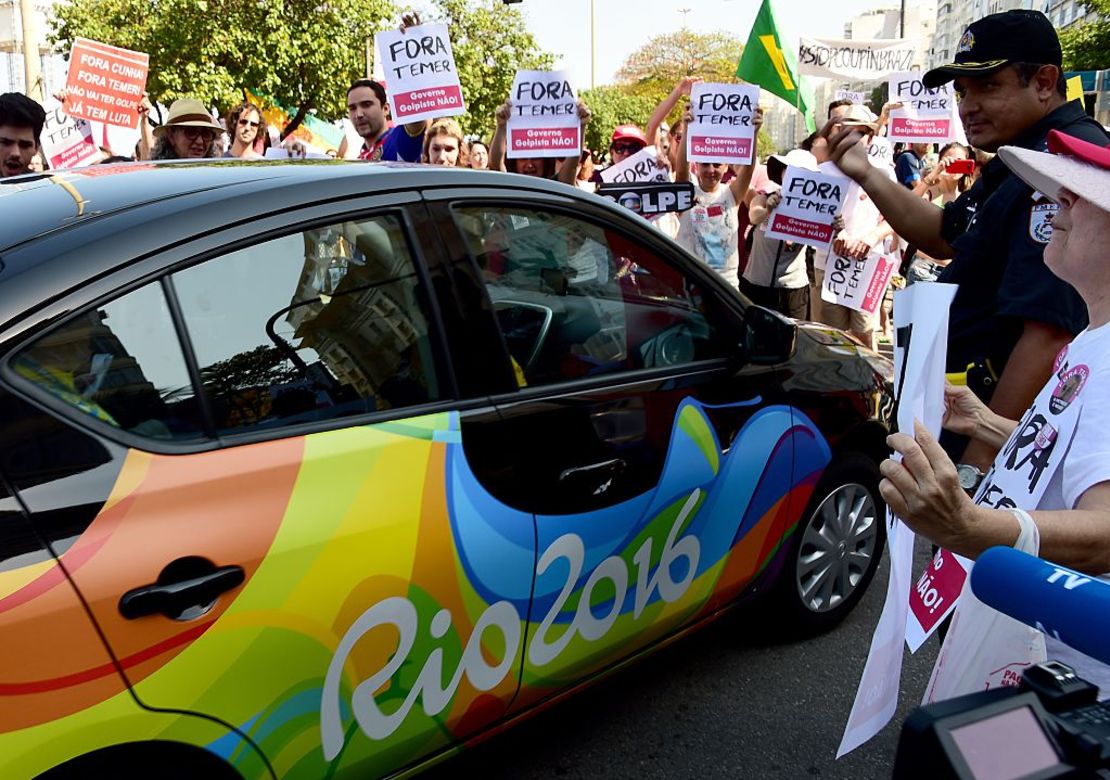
[
  {"left": 375, "top": 22, "right": 465, "bottom": 124},
  {"left": 687, "top": 83, "right": 759, "bottom": 165},
  {"left": 599, "top": 145, "right": 671, "bottom": 184},
  {"left": 64, "top": 38, "right": 149, "bottom": 129},
  {"left": 507, "top": 70, "right": 580, "bottom": 158}
]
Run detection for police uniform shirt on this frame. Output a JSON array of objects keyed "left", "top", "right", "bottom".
[{"left": 938, "top": 101, "right": 1109, "bottom": 388}]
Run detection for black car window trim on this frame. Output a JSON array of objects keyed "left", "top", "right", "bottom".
[
  {"left": 0, "top": 203, "right": 466, "bottom": 455},
  {"left": 444, "top": 198, "right": 747, "bottom": 397}
]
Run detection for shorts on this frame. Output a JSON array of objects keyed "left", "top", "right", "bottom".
[{"left": 737, "top": 277, "right": 810, "bottom": 320}]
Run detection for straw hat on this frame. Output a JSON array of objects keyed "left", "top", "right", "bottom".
[{"left": 154, "top": 99, "right": 223, "bottom": 137}]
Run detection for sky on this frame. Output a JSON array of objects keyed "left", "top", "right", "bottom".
[{"left": 519, "top": 0, "right": 893, "bottom": 89}]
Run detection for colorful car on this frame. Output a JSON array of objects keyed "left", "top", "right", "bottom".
[{"left": 0, "top": 162, "right": 893, "bottom": 779}]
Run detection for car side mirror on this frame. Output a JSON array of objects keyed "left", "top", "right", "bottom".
[{"left": 742, "top": 305, "right": 797, "bottom": 365}]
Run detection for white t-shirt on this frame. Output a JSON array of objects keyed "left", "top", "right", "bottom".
[
  {"left": 677, "top": 184, "right": 740, "bottom": 285},
  {"left": 1029, "top": 324, "right": 1110, "bottom": 695}
]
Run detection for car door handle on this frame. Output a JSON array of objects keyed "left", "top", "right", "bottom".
[
  {"left": 119, "top": 565, "right": 245, "bottom": 620},
  {"left": 559, "top": 458, "right": 626, "bottom": 496}
]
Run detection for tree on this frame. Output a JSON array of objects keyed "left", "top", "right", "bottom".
[
  {"left": 1060, "top": 1, "right": 1110, "bottom": 72},
  {"left": 578, "top": 86, "right": 656, "bottom": 155},
  {"left": 615, "top": 29, "right": 744, "bottom": 111},
  {"left": 50, "top": 0, "right": 396, "bottom": 135},
  {"left": 756, "top": 128, "right": 775, "bottom": 161},
  {"left": 427, "top": 0, "right": 554, "bottom": 141}
]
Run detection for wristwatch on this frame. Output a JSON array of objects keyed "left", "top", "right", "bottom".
[{"left": 956, "top": 463, "right": 985, "bottom": 494}]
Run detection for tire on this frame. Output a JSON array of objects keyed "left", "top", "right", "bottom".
[
  {"left": 35, "top": 741, "right": 244, "bottom": 780},
  {"left": 771, "top": 451, "right": 886, "bottom": 637}
]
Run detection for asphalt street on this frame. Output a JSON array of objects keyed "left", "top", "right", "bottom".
[{"left": 426, "top": 538, "right": 938, "bottom": 779}]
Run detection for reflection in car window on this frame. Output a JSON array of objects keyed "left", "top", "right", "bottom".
[
  {"left": 12, "top": 282, "right": 205, "bottom": 440},
  {"left": 173, "top": 214, "right": 441, "bottom": 435},
  {"left": 452, "top": 206, "right": 733, "bottom": 388}
]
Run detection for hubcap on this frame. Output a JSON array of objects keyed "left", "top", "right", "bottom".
[{"left": 795, "top": 482, "right": 879, "bottom": 613}]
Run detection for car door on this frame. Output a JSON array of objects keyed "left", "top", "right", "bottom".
[
  {"left": 0, "top": 199, "right": 534, "bottom": 779},
  {"left": 427, "top": 193, "right": 834, "bottom": 707}
]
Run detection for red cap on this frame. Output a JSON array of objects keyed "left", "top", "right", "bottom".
[{"left": 611, "top": 125, "right": 648, "bottom": 148}]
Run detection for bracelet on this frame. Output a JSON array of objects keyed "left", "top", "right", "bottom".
[{"left": 1007, "top": 507, "right": 1040, "bottom": 554}]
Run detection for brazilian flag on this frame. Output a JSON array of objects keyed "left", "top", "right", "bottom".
[{"left": 736, "top": 0, "right": 816, "bottom": 132}]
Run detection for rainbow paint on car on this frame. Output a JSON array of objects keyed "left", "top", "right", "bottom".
[{"left": 0, "top": 397, "right": 828, "bottom": 779}]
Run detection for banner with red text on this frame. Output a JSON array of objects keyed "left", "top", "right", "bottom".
[
  {"left": 764, "top": 165, "right": 848, "bottom": 248},
  {"left": 887, "top": 72, "right": 956, "bottom": 144},
  {"left": 64, "top": 38, "right": 148, "bottom": 130},
  {"left": 687, "top": 83, "right": 759, "bottom": 165},
  {"left": 820, "top": 250, "right": 897, "bottom": 315},
  {"left": 374, "top": 23, "right": 465, "bottom": 124},
  {"left": 507, "top": 70, "right": 580, "bottom": 158}
]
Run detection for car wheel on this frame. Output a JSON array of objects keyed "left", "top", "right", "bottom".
[{"left": 773, "top": 452, "right": 886, "bottom": 637}]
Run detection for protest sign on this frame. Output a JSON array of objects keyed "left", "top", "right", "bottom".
[
  {"left": 506, "top": 70, "right": 580, "bottom": 158},
  {"left": 40, "top": 99, "right": 100, "bottom": 169},
  {"left": 764, "top": 165, "right": 848, "bottom": 248},
  {"left": 887, "top": 72, "right": 956, "bottom": 143},
  {"left": 867, "top": 136, "right": 894, "bottom": 169},
  {"left": 64, "top": 38, "right": 149, "bottom": 129},
  {"left": 798, "top": 37, "right": 915, "bottom": 81},
  {"left": 820, "top": 250, "right": 897, "bottom": 315},
  {"left": 835, "top": 89, "right": 866, "bottom": 105},
  {"left": 599, "top": 145, "right": 670, "bottom": 184},
  {"left": 686, "top": 83, "right": 759, "bottom": 165},
  {"left": 838, "top": 281, "right": 957, "bottom": 757},
  {"left": 598, "top": 181, "right": 694, "bottom": 216},
  {"left": 374, "top": 23, "right": 465, "bottom": 124}
]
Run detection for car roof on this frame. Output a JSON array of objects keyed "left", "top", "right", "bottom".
[{"left": 0, "top": 159, "right": 579, "bottom": 254}]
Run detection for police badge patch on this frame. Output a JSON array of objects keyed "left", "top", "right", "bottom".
[
  {"left": 956, "top": 30, "right": 974, "bottom": 54},
  {"left": 1029, "top": 202, "right": 1059, "bottom": 244}
]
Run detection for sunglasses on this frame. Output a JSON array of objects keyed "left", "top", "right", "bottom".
[
  {"left": 180, "top": 127, "right": 217, "bottom": 142},
  {"left": 237, "top": 118, "right": 260, "bottom": 128},
  {"left": 611, "top": 143, "right": 642, "bottom": 155}
]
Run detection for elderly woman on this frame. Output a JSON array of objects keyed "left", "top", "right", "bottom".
[
  {"left": 885, "top": 129, "right": 1110, "bottom": 694},
  {"left": 149, "top": 99, "right": 223, "bottom": 160}
]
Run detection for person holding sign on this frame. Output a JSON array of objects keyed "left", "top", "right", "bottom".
[
  {"left": 347, "top": 78, "right": 428, "bottom": 163},
  {"left": 489, "top": 97, "right": 589, "bottom": 185},
  {"left": 0, "top": 93, "right": 46, "bottom": 178},
  {"left": 674, "top": 105, "right": 760, "bottom": 286},
  {"left": 825, "top": 9, "right": 1109, "bottom": 472},
  {"left": 882, "top": 129, "right": 1110, "bottom": 697}
]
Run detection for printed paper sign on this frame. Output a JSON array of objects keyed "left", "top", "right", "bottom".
[
  {"left": 838, "top": 281, "right": 957, "bottom": 758},
  {"left": 906, "top": 547, "right": 969, "bottom": 651},
  {"left": 64, "top": 38, "right": 149, "bottom": 129},
  {"left": 506, "top": 70, "right": 580, "bottom": 158},
  {"left": 799, "top": 37, "right": 915, "bottom": 81},
  {"left": 835, "top": 89, "right": 866, "bottom": 104},
  {"left": 599, "top": 145, "right": 670, "bottom": 184},
  {"left": 686, "top": 83, "right": 758, "bottom": 165},
  {"left": 888, "top": 72, "right": 955, "bottom": 143},
  {"left": 764, "top": 166, "right": 848, "bottom": 248},
  {"left": 597, "top": 181, "right": 695, "bottom": 216},
  {"left": 40, "top": 99, "right": 100, "bottom": 169},
  {"left": 374, "top": 23, "right": 465, "bottom": 124},
  {"left": 821, "top": 251, "right": 896, "bottom": 315},
  {"left": 867, "top": 136, "right": 894, "bottom": 169}
]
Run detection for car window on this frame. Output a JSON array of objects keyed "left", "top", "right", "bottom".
[
  {"left": 452, "top": 206, "right": 734, "bottom": 388},
  {"left": 11, "top": 281, "right": 206, "bottom": 441},
  {"left": 172, "top": 214, "right": 442, "bottom": 436}
]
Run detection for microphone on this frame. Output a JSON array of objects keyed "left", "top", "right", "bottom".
[{"left": 971, "top": 546, "right": 1110, "bottom": 668}]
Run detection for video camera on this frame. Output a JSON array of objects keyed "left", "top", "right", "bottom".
[
  {"left": 894, "top": 546, "right": 1110, "bottom": 779},
  {"left": 894, "top": 661, "right": 1110, "bottom": 778}
]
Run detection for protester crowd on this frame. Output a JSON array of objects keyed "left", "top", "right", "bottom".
[{"left": 4, "top": 7, "right": 1110, "bottom": 703}]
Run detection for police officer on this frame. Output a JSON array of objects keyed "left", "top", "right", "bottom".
[{"left": 825, "top": 10, "right": 1109, "bottom": 481}]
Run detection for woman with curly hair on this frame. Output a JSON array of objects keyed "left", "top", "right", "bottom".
[
  {"left": 149, "top": 99, "right": 222, "bottom": 160},
  {"left": 225, "top": 101, "right": 266, "bottom": 159},
  {"left": 421, "top": 118, "right": 468, "bottom": 167}
]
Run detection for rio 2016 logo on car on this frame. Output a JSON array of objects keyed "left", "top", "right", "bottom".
[
  {"left": 319, "top": 399, "right": 832, "bottom": 760},
  {"left": 320, "top": 490, "right": 701, "bottom": 756}
]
